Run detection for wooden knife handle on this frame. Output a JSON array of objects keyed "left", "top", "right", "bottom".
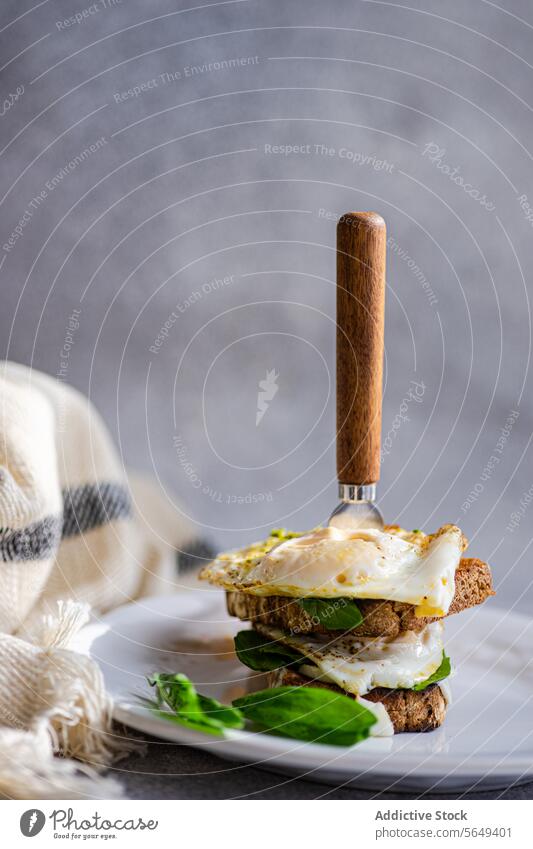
[{"left": 336, "top": 212, "right": 386, "bottom": 485}]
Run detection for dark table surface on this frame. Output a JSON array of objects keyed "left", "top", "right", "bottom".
[{"left": 109, "top": 731, "right": 533, "bottom": 800}]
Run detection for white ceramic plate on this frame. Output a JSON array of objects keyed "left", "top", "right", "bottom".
[{"left": 72, "top": 588, "right": 533, "bottom": 792}]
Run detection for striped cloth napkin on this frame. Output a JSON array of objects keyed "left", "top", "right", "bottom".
[{"left": 0, "top": 361, "right": 212, "bottom": 799}]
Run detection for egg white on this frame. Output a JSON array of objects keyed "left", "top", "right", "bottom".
[
  {"left": 257, "top": 621, "right": 446, "bottom": 697},
  {"left": 357, "top": 698, "right": 394, "bottom": 737}
]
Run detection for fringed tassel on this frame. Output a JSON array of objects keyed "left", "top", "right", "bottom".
[
  {"left": 0, "top": 601, "right": 141, "bottom": 799},
  {"left": 0, "top": 727, "right": 123, "bottom": 800}
]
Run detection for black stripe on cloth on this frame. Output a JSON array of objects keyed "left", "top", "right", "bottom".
[
  {"left": 176, "top": 538, "right": 216, "bottom": 571},
  {"left": 0, "top": 516, "right": 61, "bottom": 562},
  {"left": 0, "top": 482, "right": 132, "bottom": 561},
  {"left": 61, "top": 482, "right": 132, "bottom": 537}
]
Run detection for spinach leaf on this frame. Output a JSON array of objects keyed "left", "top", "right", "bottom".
[
  {"left": 234, "top": 630, "right": 303, "bottom": 671},
  {"left": 412, "top": 652, "right": 451, "bottom": 691},
  {"left": 297, "top": 597, "right": 363, "bottom": 630},
  {"left": 233, "top": 685, "right": 376, "bottom": 746},
  {"left": 148, "top": 672, "right": 244, "bottom": 734},
  {"left": 147, "top": 672, "right": 377, "bottom": 747},
  {"left": 143, "top": 701, "right": 225, "bottom": 736}
]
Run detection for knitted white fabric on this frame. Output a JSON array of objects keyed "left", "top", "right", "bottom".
[{"left": 0, "top": 362, "right": 206, "bottom": 799}]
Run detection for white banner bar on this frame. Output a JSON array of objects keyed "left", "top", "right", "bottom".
[{"left": 2, "top": 799, "right": 529, "bottom": 848}]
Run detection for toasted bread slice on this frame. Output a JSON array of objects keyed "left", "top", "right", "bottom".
[
  {"left": 227, "top": 557, "right": 494, "bottom": 637},
  {"left": 268, "top": 667, "right": 447, "bottom": 733}
]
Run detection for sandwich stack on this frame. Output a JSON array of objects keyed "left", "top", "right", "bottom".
[
  {"left": 200, "top": 524, "right": 494, "bottom": 736},
  {"left": 201, "top": 212, "right": 494, "bottom": 737}
]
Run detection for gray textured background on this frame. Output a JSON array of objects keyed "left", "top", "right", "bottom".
[{"left": 1, "top": 0, "right": 532, "bottom": 620}]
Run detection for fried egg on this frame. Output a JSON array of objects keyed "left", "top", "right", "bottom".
[
  {"left": 257, "top": 621, "right": 446, "bottom": 697},
  {"left": 200, "top": 525, "right": 467, "bottom": 617}
]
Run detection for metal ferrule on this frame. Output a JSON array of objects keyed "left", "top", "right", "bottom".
[{"left": 338, "top": 483, "right": 377, "bottom": 503}]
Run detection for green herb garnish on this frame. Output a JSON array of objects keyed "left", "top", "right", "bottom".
[
  {"left": 412, "top": 652, "right": 451, "bottom": 691},
  {"left": 297, "top": 597, "right": 363, "bottom": 630},
  {"left": 147, "top": 672, "right": 244, "bottom": 735},
  {"left": 146, "top": 671, "right": 376, "bottom": 747},
  {"left": 268, "top": 528, "right": 302, "bottom": 541},
  {"left": 234, "top": 630, "right": 303, "bottom": 671},
  {"left": 233, "top": 685, "right": 376, "bottom": 746}
]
